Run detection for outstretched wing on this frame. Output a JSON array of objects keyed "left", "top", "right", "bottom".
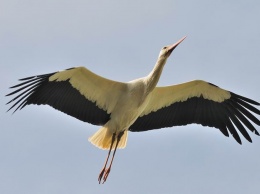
[
  {"left": 130, "top": 80, "right": 260, "bottom": 144},
  {"left": 6, "top": 67, "right": 127, "bottom": 126}
]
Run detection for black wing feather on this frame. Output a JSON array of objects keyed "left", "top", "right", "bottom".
[
  {"left": 130, "top": 93, "right": 260, "bottom": 144},
  {"left": 6, "top": 72, "right": 110, "bottom": 126}
]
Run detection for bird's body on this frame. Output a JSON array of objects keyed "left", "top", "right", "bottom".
[
  {"left": 6, "top": 36, "right": 260, "bottom": 183},
  {"left": 90, "top": 77, "right": 151, "bottom": 149}
]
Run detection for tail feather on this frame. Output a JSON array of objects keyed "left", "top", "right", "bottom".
[{"left": 88, "top": 126, "right": 128, "bottom": 150}]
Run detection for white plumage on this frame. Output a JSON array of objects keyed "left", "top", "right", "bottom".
[{"left": 6, "top": 36, "right": 260, "bottom": 183}]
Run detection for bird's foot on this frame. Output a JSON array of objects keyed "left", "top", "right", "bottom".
[
  {"left": 102, "top": 167, "right": 111, "bottom": 184},
  {"left": 98, "top": 167, "right": 106, "bottom": 184},
  {"left": 98, "top": 167, "right": 111, "bottom": 184}
]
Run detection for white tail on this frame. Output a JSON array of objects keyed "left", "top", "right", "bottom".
[{"left": 88, "top": 126, "right": 128, "bottom": 150}]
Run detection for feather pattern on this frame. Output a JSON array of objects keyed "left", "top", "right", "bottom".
[
  {"left": 6, "top": 67, "right": 127, "bottom": 125},
  {"left": 130, "top": 81, "right": 260, "bottom": 144}
]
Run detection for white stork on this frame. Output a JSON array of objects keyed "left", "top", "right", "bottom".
[{"left": 6, "top": 37, "right": 260, "bottom": 183}]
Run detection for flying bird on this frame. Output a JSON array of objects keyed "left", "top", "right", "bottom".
[{"left": 6, "top": 36, "right": 260, "bottom": 183}]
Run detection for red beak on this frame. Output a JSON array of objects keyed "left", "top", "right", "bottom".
[{"left": 167, "top": 36, "right": 187, "bottom": 55}]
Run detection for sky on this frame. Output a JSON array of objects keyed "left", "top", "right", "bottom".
[{"left": 1, "top": 0, "right": 260, "bottom": 193}]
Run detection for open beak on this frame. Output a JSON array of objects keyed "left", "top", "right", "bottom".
[{"left": 167, "top": 36, "right": 187, "bottom": 56}]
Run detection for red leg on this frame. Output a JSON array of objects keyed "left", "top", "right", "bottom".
[
  {"left": 102, "top": 131, "right": 124, "bottom": 183},
  {"left": 98, "top": 132, "right": 116, "bottom": 184}
]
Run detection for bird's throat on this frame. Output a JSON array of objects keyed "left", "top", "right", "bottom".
[{"left": 146, "top": 58, "right": 167, "bottom": 93}]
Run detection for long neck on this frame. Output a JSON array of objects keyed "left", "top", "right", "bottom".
[{"left": 145, "top": 57, "right": 167, "bottom": 93}]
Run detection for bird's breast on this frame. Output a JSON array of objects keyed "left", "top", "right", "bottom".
[{"left": 108, "top": 82, "right": 149, "bottom": 131}]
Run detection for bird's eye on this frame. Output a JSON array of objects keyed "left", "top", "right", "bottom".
[{"left": 163, "top": 47, "right": 167, "bottom": 50}]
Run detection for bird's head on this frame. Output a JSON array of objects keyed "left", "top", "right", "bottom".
[{"left": 159, "top": 36, "right": 186, "bottom": 59}]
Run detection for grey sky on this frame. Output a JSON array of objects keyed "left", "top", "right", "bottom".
[{"left": 1, "top": 0, "right": 260, "bottom": 194}]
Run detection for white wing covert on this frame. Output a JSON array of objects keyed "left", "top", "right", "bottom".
[
  {"left": 130, "top": 80, "right": 260, "bottom": 144},
  {"left": 6, "top": 67, "right": 127, "bottom": 125}
]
